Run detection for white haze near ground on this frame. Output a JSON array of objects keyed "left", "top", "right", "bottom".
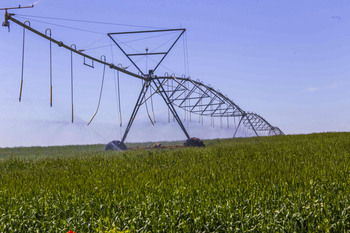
[
  {"left": 0, "top": 103, "right": 248, "bottom": 147},
  {"left": 0, "top": 96, "right": 249, "bottom": 148}
]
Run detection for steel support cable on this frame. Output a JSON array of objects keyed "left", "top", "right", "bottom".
[
  {"left": 150, "top": 33, "right": 181, "bottom": 53},
  {"left": 19, "top": 21, "right": 30, "bottom": 102},
  {"left": 9, "top": 16, "right": 145, "bottom": 81},
  {"left": 15, "top": 16, "right": 106, "bottom": 35},
  {"left": 112, "top": 36, "right": 144, "bottom": 54},
  {"left": 107, "top": 33, "right": 179, "bottom": 70},
  {"left": 107, "top": 33, "right": 179, "bottom": 65},
  {"left": 147, "top": 55, "right": 181, "bottom": 77},
  {"left": 110, "top": 36, "right": 146, "bottom": 75},
  {"left": 83, "top": 44, "right": 112, "bottom": 52},
  {"left": 182, "top": 33, "right": 191, "bottom": 123},
  {"left": 119, "top": 31, "right": 179, "bottom": 47},
  {"left": 152, "top": 30, "right": 185, "bottom": 73},
  {"left": 181, "top": 33, "right": 190, "bottom": 126},
  {"left": 16, "top": 14, "right": 166, "bottom": 30},
  {"left": 120, "top": 46, "right": 181, "bottom": 77},
  {"left": 70, "top": 44, "right": 76, "bottom": 123},
  {"left": 87, "top": 55, "right": 107, "bottom": 125},
  {"left": 184, "top": 32, "right": 190, "bottom": 76},
  {"left": 83, "top": 37, "right": 106, "bottom": 49},
  {"left": 183, "top": 34, "right": 187, "bottom": 77},
  {"left": 45, "top": 28, "right": 53, "bottom": 107}
]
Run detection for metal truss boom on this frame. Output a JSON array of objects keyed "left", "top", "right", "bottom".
[{"left": 3, "top": 15, "right": 284, "bottom": 140}]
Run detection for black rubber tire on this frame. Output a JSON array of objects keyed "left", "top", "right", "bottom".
[
  {"left": 184, "top": 137, "right": 205, "bottom": 147},
  {"left": 105, "top": 140, "right": 128, "bottom": 151}
]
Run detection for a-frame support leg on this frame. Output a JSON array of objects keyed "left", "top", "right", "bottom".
[
  {"left": 121, "top": 81, "right": 150, "bottom": 143},
  {"left": 233, "top": 116, "right": 243, "bottom": 138},
  {"left": 152, "top": 78, "right": 190, "bottom": 139}
]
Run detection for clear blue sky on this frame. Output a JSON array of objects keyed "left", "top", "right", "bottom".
[{"left": 0, "top": 0, "right": 349, "bottom": 146}]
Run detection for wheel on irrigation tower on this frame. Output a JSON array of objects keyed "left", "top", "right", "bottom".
[
  {"left": 105, "top": 140, "right": 128, "bottom": 151},
  {"left": 184, "top": 137, "right": 205, "bottom": 147}
]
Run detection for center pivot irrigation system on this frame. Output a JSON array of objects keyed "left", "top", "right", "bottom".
[{"left": 1, "top": 5, "right": 284, "bottom": 150}]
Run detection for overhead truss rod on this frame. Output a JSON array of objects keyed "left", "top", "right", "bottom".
[{"left": 6, "top": 14, "right": 147, "bottom": 81}]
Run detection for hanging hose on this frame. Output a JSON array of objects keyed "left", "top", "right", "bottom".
[
  {"left": 227, "top": 116, "right": 229, "bottom": 128},
  {"left": 149, "top": 87, "right": 156, "bottom": 123},
  {"left": 145, "top": 47, "right": 156, "bottom": 124},
  {"left": 117, "top": 64, "right": 123, "bottom": 127},
  {"left": 188, "top": 78, "right": 191, "bottom": 122},
  {"left": 70, "top": 44, "right": 76, "bottom": 123},
  {"left": 19, "top": 20, "right": 30, "bottom": 102},
  {"left": 88, "top": 55, "right": 106, "bottom": 125},
  {"left": 45, "top": 28, "right": 53, "bottom": 107},
  {"left": 167, "top": 75, "right": 170, "bottom": 123},
  {"left": 142, "top": 81, "right": 154, "bottom": 125},
  {"left": 109, "top": 40, "right": 123, "bottom": 133}
]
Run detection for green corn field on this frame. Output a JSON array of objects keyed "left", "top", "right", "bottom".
[{"left": 1, "top": 132, "right": 350, "bottom": 232}]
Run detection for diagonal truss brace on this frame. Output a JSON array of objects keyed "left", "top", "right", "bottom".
[
  {"left": 121, "top": 77, "right": 190, "bottom": 143},
  {"left": 108, "top": 29, "right": 185, "bottom": 76}
]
